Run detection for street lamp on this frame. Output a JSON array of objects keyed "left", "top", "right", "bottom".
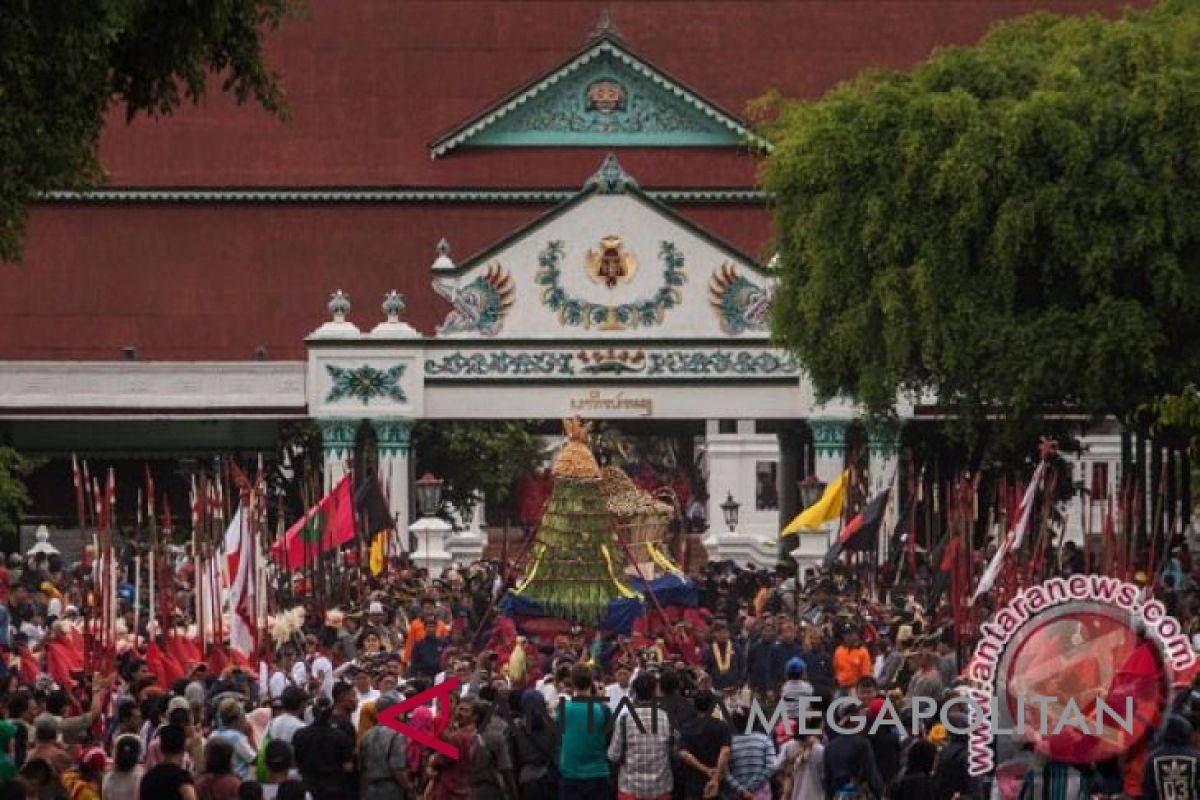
[
  {"left": 720, "top": 492, "right": 740, "bottom": 533},
  {"left": 415, "top": 473, "right": 444, "bottom": 517},
  {"left": 797, "top": 475, "right": 827, "bottom": 509}
]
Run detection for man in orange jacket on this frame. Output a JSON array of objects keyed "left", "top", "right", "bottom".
[
  {"left": 833, "top": 629, "right": 873, "bottom": 694},
  {"left": 402, "top": 597, "right": 450, "bottom": 669}
]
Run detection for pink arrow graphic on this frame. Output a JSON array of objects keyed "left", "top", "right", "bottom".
[{"left": 376, "top": 675, "right": 461, "bottom": 760}]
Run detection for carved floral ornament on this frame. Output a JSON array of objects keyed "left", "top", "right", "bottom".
[
  {"left": 536, "top": 239, "right": 686, "bottom": 330},
  {"left": 325, "top": 364, "right": 407, "bottom": 405},
  {"left": 423, "top": 349, "right": 797, "bottom": 378}
]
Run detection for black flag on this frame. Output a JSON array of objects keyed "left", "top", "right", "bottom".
[{"left": 822, "top": 489, "right": 890, "bottom": 569}]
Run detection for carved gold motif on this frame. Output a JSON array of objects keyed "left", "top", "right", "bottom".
[{"left": 586, "top": 235, "right": 638, "bottom": 289}]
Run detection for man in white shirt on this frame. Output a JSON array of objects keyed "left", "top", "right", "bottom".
[
  {"left": 605, "top": 661, "right": 633, "bottom": 709},
  {"left": 266, "top": 686, "right": 308, "bottom": 745},
  {"left": 349, "top": 667, "right": 379, "bottom": 728},
  {"left": 304, "top": 635, "right": 334, "bottom": 700},
  {"left": 269, "top": 647, "right": 300, "bottom": 700}
]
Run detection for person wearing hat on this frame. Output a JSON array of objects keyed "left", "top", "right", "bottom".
[
  {"left": 364, "top": 600, "right": 399, "bottom": 653},
  {"left": 61, "top": 746, "right": 107, "bottom": 800},
  {"left": 358, "top": 692, "right": 410, "bottom": 800}
]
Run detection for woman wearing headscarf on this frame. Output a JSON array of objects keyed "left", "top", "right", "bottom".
[
  {"left": 405, "top": 706, "right": 435, "bottom": 795},
  {"left": 508, "top": 690, "right": 558, "bottom": 800}
]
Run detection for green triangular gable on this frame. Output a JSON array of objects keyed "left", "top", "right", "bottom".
[{"left": 430, "top": 34, "right": 769, "bottom": 156}]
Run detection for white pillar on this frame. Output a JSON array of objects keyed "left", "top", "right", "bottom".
[
  {"left": 409, "top": 516, "right": 454, "bottom": 575},
  {"left": 374, "top": 418, "right": 412, "bottom": 550},
  {"left": 702, "top": 420, "right": 780, "bottom": 567},
  {"left": 447, "top": 493, "right": 487, "bottom": 566},
  {"left": 1065, "top": 427, "right": 1122, "bottom": 548},
  {"left": 319, "top": 418, "right": 358, "bottom": 492},
  {"left": 868, "top": 425, "right": 902, "bottom": 563}
]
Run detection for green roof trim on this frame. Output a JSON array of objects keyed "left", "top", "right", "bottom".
[
  {"left": 429, "top": 33, "right": 771, "bottom": 157},
  {"left": 38, "top": 187, "right": 764, "bottom": 204}
]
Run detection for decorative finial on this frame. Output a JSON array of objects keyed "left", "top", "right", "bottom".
[
  {"left": 589, "top": 9, "right": 622, "bottom": 41},
  {"left": 382, "top": 290, "right": 406, "bottom": 323},
  {"left": 431, "top": 238, "right": 456, "bottom": 272},
  {"left": 328, "top": 290, "right": 351, "bottom": 323},
  {"left": 585, "top": 153, "right": 637, "bottom": 194}
]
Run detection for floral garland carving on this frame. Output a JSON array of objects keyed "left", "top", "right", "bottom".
[{"left": 535, "top": 240, "right": 685, "bottom": 330}]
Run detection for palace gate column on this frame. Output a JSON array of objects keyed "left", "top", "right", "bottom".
[
  {"left": 373, "top": 418, "right": 412, "bottom": 547},
  {"left": 319, "top": 419, "right": 358, "bottom": 492},
  {"left": 809, "top": 418, "right": 849, "bottom": 486},
  {"left": 789, "top": 418, "right": 850, "bottom": 571}
]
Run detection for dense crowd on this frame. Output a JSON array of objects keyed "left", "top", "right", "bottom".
[{"left": 0, "top": 539, "right": 1196, "bottom": 800}]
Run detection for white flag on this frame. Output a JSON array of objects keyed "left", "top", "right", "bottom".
[
  {"left": 971, "top": 462, "right": 1045, "bottom": 605},
  {"left": 229, "top": 500, "right": 258, "bottom": 658}
]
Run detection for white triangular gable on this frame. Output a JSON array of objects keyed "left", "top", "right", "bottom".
[{"left": 432, "top": 186, "right": 773, "bottom": 342}]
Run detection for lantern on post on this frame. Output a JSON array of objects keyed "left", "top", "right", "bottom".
[
  {"left": 797, "top": 475, "right": 827, "bottom": 510},
  {"left": 720, "top": 492, "right": 740, "bottom": 533},
  {"left": 415, "top": 473, "right": 444, "bottom": 518}
]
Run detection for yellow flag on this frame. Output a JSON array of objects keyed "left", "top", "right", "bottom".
[
  {"left": 369, "top": 531, "right": 387, "bottom": 576},
  {"left": 781, "top": 470, "right": 849, "bottom": 536}
]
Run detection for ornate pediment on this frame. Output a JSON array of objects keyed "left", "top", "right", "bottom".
[
  {"left": 430, "top": 155, "right": 775, "bottom": 340},
  {"left": 429, "top": 27, "right": 769, "bottom": 156}
]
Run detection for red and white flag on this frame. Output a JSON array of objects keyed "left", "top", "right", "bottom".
[
  {"left": 971, "top": 461, "right": 1045, "bottom": 604},
  {"left": 228, "top": 494, "right": 258, "bottom": 658},
  {"left": 221, "top": 504, "right": 245, "bottom": 586}
]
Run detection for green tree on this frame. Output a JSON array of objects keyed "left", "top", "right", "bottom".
[
  {"left": 760, "top": 1, "right": 1200, "bottom": 449},
  {"left": 1149, "top": 384, "right": 1200, "bottom": 454},
  {"left": 1, "top": 0, "right": 290, "bottom": 261},
  {"left": 411, "top": 421, "right": 544, "bottom": 522},
  {"left": 0, "top": 448, "right": 32, "bottom": 549}
]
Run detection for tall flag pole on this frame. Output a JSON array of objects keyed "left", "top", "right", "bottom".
[{"left": 972, "top": 459, "right": 1047, "bottom": 605}]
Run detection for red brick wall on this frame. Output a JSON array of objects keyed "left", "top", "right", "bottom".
[
  {"left": 93, "top": 0, "right": 1141, "bottom": 188},
  {"left": 7, "top": 0, "right": 1143, "bottom": 360},
  {"left": 6, "top": 202, "right": 770, "bottom": 359}
]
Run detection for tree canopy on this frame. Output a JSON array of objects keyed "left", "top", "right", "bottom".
[
  {"left": 412, "top": 422, "right": 545, "bottom": 523},
  {"left": 0, "top": 448, "right": 31, "bottom": 550},
  {"left": 760, "top": 0, "right": 1200, "bottom": 446},
  {"left": 1, "top": 0, "right": 289, "bottom": 261}
]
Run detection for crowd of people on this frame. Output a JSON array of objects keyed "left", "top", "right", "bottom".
[{"left": 0, "top": 536, "right": 1196, "bottom": 800}]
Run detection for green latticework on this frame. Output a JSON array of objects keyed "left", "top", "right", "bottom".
[{"left": 515, "top": 477, "right": 631, "bottom": 624}]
